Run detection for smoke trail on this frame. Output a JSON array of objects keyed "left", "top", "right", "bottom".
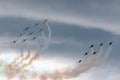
[
  {"left": 11, "top": 43, "right": 23, "bottom": 61},
  {"left": 97, "top": 46, "right": 103, "bottom": 59},
  {"left": 34, "top": 21, "right": 51, "bottom": 58},
  {"left": 95, "top": 45, "right": 112, "bottom": 66},
  {"left": 0, "top": 44, "right": 112, "bottom": 80},
  {"left": 9, "top": 43, "right": 24, "bottom": 69},
  {"left": 40, "top": 48, "right": 101, "bottom": 80},
  {"left": 94, "top": 46, "right": 103, "bottom": 66},
  {"left": 45, "top": 48, "right": 97, "bottom": 80},
  {"left": 45, "top": 21, "right": 51, "bottom": 45},
  {"left": 85, "top": 48, "right": 94, "bottom": 63},
  {"left": 41, "top": 31, "right": 48, "bottom": 51},
  {"left": 12, "top": 42, "right": 30, "bottom": 69},
  {"left": 40, "top": 54, "right": 97, "bottom": 80},
  {"left": 39, "top": 21, "right": 51, "bottom": 51},
  {"left": 16, "top": 56, "right": 35, "bottom": 70}
]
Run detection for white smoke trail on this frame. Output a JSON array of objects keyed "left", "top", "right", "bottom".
[
  {"left": 96, "top": 45, "right": 112, "bottom": 66},
  {"left": 0, "top": 44, "right": 112, "bottom": 80},
  {"left": 41, "top": 31, "right": 48, "bottom": 51},
  {"left": 97, "top": 46, "right": 103, "bottom": 59},
  {"left": 34, "top": 21, "right": 51, "bottom": 58},
  {"left": 45, "top": 21, "right": 51, "bottom": 45},
  {"left": 40, "top": 21, "right": 51, "bottom": 51},
  {"left": 94, "top": 46, "right": 103, "bottom": 66},
  {"left": 48, "top": 48, "right": 96, "bottom": 79},
  {"left": 40, "top": 46, "right": 108, "bottom": 80}
]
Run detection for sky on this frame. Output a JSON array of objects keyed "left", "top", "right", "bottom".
[{"left": 0, "top": 0, "right": 120, "bottom": 80}]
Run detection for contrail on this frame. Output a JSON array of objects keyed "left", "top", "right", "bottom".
[
  {"left": 94, "top": 46, "right": 103, "bottom": 66},
  {"left": 34, "top": 21, "right": 51, "bottom": 59},
  {"left": 45, "top": 21, "right": 51, "bottom": 45},
  {"left": 95, "top": 45, "right": 112, "bottom": 66},
  {"left": 18, "top": 59, "right": 31, "bottom": 69},
  {"left": 39, "top": 21, "right": 51, "bottom": 51}
]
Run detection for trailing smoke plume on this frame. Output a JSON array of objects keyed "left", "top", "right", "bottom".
[{"left": 0, "top": 43, "right": 112, "bottom": 80}]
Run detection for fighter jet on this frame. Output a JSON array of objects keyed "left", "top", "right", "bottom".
[
  {"left": 29, "top": 31, "right": 34, "bottom": 35},
  {"left": 39, "top": 28, "right": 43, "bottom": 32},
  {"left": 22, "top": 38, "right": 27, "bottom": 42},
  {"left": 24, "top": 26, "right": 30, "bottom": 31},
  {"left": 78, "top": 60, "right": 82, "bottom": 63},
  {"left": 90, "top": 45, "right": 94, "bottom": 48},
  {"left": 31, "top": 36, "right": 37, "bottom": 40},
  {"left": 12, "top": 40, "right": 17, "bottom": 43},
  {"left": 43, "top": 19, "right": 48, "bottom": 23},
  {"left": 33, "top": 23, "right": 39, "bottom": 27},
  {"left": 100, "top": 43, "right": 103, "bottom": 47},
  {"left": 84, "top": 52, "right": 88, "bottom": 56},
  {"left": 109, "top": 42, "right": 112, "bottom": 45},
  {"left": 19, "top": 34, "right": 23, "bottom": 37},
  {"left": 93, "top": 52, "right": 96, "bottom": 55}
]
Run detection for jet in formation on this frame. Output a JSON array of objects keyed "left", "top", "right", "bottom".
[
  {"left": 43, "top": 19, "right": 48, "bottom": 23},
  {"left": 109, "top": 42, "right": 112, "bottom": 45},
  {"left": 24, "top": 26, "right": 31, "bottom": 31},
  {"left": 90, "top": 45, "right": 94, "bottom": 48},
  {"left": 22, "top": 38, "right": 27, "bottom": 42},
  {"left": 31, "top": 36, "right": 37, "bottom": 40},
  {"left": 39, "top": 29, "right": 43, "bottom": 32},
  {"left": 92, "top": 52, "right": 96, "bottom": 55},
  {"left": 100, "top": 43, "right": 103, "bottom": 47},
  {"left": 12, "top": 40, "right": 17, "bottom": 43},
  {"left": 78, "top": 60, "right": 82, "bottom": 63},
  {"left": 29, "top": 31, "right": 34, "bottom": 35},
  {"left": 84, "top": 52, "right": 88, "bottom": 56}
]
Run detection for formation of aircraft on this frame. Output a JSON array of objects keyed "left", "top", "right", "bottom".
[
  {"left": 11, "top": 19, "right": 48, "bottom": 44},
  {"left": 79, "top": 42, "right": 112, "bottom": 63}
]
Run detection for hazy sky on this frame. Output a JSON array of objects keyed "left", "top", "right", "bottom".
[{"left": 0, "top": 0, "right": 120, "bottom": 80}]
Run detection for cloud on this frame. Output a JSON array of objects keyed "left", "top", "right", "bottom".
[{"left": 0, "top": 0, "right": 120, "bottom": 34}]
